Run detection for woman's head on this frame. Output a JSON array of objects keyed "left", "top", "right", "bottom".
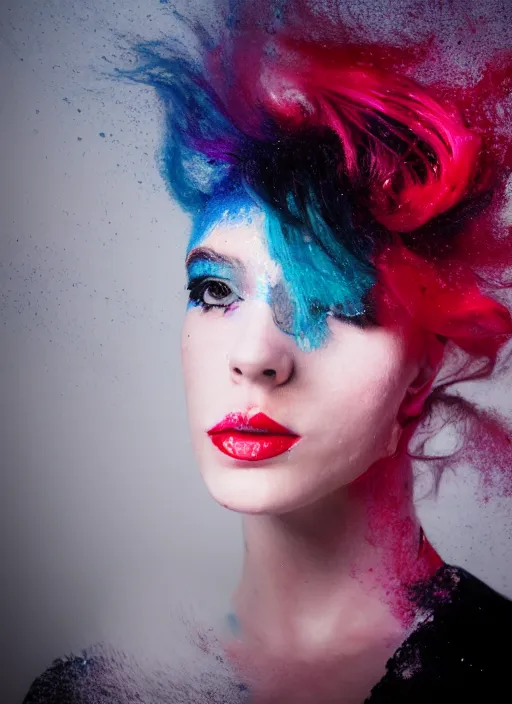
[
  {"left": 124, "top": 19, "right": 512, "bottom": 511},
  {"left": 182, "top": 203, "right": 429, "bottom": 513}
]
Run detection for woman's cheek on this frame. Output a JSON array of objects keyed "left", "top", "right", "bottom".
[
  {"left": 181, "top": 317, "right": 206, "bottom": 398},
  {"left": 182, "top": 317, "right": 231, "bottom": 410}
]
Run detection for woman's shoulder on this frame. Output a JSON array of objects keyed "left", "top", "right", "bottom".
[
  {"left": 22, "top": 642, "right": 249, "bottom": 704},
  {"left": 368, "top": 564, "right": 512, "bottom": 703}
]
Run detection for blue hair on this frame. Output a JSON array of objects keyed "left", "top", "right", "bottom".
[{"left": 118, "top": 39, "right": 378, "bottom": 350}]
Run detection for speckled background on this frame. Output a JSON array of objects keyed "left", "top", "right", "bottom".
[{"left": 1, "top": 1, "right": 511, "bottom": 702}]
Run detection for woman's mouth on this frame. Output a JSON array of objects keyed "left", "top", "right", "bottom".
[{"left": 207, "top": 412, "right": 300, "bottom": 461}]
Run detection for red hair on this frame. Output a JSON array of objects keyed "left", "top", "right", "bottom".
[{"left": 208, "top": 31, "right": 512, "bottom": 491}]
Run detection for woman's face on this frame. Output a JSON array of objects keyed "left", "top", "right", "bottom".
[{"left": 181, "top": 206, "right": 423, "bottom": 515}]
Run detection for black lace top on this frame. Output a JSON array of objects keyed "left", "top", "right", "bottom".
[{"left": 22, "top": 565, "right": 512, "bottom": 703}]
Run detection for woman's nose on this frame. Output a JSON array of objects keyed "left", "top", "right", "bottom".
[{"left": 228, "top": 302, "right": 295, "bottom": 387}]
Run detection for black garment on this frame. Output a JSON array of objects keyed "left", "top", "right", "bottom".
[
  {"left": 22, "top": 565, "right": 512, "bottom": 704},
  {"left": 366, "top": 565, "right": 512, "bottom": 702}
]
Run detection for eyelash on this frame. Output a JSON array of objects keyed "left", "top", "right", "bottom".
[{"left": 187, "top": 277, "right": 241, "bottom": 311}]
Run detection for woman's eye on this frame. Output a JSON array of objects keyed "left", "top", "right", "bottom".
[
  {"left": 202, "top": 280, "right": 237, "bottom": 306},
  {"left": 187, "top": 278, "right": 240, "bottom": 309}
]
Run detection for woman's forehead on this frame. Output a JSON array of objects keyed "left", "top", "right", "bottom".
[
  {"left": 186, "top": 195, "right": 262, "bottom": 254},
  {"left": 187, "top": 208, "right": 283, "bottom": 284},
  {"left": 198, "top": 211, "right": 266, "bottom": 254}
]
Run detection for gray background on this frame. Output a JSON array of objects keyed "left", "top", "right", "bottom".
[{"left": 1, "top": 2, "right": 511, "bottom": 703}]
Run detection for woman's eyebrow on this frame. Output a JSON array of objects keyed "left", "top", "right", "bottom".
[{"left": 185, "top": 246, "right": 244, "bottom": 270}]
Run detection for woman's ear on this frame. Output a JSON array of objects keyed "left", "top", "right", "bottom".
[{"left": 397, "top": 335, "right": 445, "bottom": 426}]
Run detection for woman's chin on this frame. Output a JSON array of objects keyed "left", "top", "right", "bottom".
[{"left": 202, "top": 469, "right": 311, "bottom": 516}]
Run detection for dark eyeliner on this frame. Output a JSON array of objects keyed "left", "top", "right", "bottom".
[{"left": 186, "top": 276, "right": 239, "bottom": 310}]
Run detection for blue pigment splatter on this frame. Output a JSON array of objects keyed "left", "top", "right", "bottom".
[
  {"left": 186, "top": 189, "right": 256, "bottom": 255},
  {"left": 188, "top": 195, "right": 374, "bottom": 351},
  {"left": 186, "top": 256, "right": 239, "bottom": 284}
]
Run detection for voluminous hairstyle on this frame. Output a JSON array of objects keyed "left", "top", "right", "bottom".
[{"left": 120, "top": 5, "right": 512, "bottom": 495}]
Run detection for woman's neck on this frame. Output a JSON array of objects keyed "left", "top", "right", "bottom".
[{"left": 232, "top": 453, "right": 441, "bottom": 654}]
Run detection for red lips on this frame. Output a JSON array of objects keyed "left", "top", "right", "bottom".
[{"left": 207, "top": 412, "right": 300, "bottom": 462}]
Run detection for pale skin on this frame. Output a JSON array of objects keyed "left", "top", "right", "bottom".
[{"left": 181, "top": 209, "right": 443, "bottom": 702}]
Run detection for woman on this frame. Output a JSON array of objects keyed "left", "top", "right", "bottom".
[{"left": 22, "top": 6, "right": 512, "bottom": 704}]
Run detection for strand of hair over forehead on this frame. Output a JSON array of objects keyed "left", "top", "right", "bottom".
[{"left": 119, "top": 2, "right": 512, "bottom": 497}]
